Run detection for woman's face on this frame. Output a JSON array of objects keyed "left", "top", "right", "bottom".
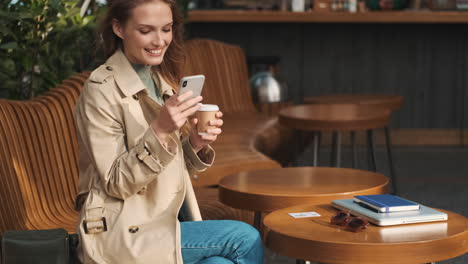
[{"left": 113, "top": 0, "right": 173, "bottom": 65}]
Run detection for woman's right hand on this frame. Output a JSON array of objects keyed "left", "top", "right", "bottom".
[{"left": 152, "top": 91, "right": 202, "bottom": 141}]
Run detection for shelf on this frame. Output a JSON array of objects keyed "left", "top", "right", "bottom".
[{"left": 187, "top": 10, "right": 468, "bottom": 23}]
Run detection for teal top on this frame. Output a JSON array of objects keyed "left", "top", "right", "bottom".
[{"left": 131, "top": 63, "right": 164, "bottom": 105}]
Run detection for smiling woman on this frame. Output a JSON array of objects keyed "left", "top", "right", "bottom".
[
  {"left": 73, "top": 0, "right": 263, "bottom": 263},
  {"left": 111, "top": 1, "right": 173, "bottom": 66}
]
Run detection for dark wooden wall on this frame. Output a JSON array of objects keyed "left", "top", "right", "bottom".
[{"left": 188, "top": 23, "right": 468, "bottom": 129}]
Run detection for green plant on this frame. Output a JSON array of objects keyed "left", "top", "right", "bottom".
[{"left": 0, "top": 0, "right": 103, "bottom": 100}]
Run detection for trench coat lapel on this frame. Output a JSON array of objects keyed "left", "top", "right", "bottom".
[
  {"left": 107, "top": 49, "right": 176, "bottom": 99},
  {"left": 106, "top": 49, "right": 146, "bottom": 97},
  {"left": 107, "top": 49, "right": 177, "bottom": 127}
]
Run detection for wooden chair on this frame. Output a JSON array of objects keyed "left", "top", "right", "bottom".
[{"left": 0, "top": 72, "right": 89, "bottom": 233}]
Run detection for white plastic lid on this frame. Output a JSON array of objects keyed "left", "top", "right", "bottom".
[{"left": 198, "top": 104, "right": 219, "bottom": 111}]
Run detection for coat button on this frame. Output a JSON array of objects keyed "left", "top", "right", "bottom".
[
  {"left": 132, "top": 94, "right": 139, "bottom": 101},
  {"left": 129, "top": 226, "right": 139, "bottom": 233},
  {"left": 137, "top": 186, "right": 147, "bottom": 195},
  {"left": 106, "top": 66, "right": 113, "bottom": 71}
]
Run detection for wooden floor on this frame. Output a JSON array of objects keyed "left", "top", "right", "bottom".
[{"left": 265, "top": 145, "right": 468, "bottom": 264}]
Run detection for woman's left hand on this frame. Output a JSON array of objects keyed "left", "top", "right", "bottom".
[{"left": 189, "top": 111, "right": 223, "bottom": 153}]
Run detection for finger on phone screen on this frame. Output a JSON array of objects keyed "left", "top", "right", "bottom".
[
  {"left": 179, "top": 96, "right": 202, "bottom": 110},
  {"left": 177, "top": 90, "right": 193, "bottom": 103},
  {"left": 166, "top": 93, "right": 184, "bottom": 107}
]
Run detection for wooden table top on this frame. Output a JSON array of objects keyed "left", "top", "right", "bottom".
[
  {"left": 264, "top": 204, "right": 468, "bottom": 264},
  {"left": 304, "top": 94, "right": 404, "bottom": 111},
  {"left": 219, "top": 167, "right": 389, "bottom": 212},
  {"left": 279, "top": 104, "right": 391, "bottom": 132}
]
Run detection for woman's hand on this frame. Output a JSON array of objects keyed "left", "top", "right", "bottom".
[
  {"left": 189, "top": 111, "right": 223, "bottom": 153},
  {"left": 152, "top": 91, "right": 202, "bottom": 141}
]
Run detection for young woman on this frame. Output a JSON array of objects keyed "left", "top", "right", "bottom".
[{"left": 73, "top": 0, "right": 263, "bottom": 263}]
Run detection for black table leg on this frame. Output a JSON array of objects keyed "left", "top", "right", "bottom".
[
  {"left": 330, "top": 132, "right": 341, "bottom": 167},
  {"left": 351, "top": 131, "right": 358, "bottom": 169},
  {"left": 367, "top": 130, "right": 377, "bottom": 171},
  {"left": 384, "top": 126, "right": 398, "bottom": 194},
  {"left": 330, "top": 131, "right": 337, "bottom": 166},
  {"left": 313, "top": 132, "right": 320, "bottom": 167},
  {"left": 336, "top": 132, "right": 342, "bottom": 167}
]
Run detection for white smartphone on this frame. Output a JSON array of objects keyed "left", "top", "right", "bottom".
[{"left": 178, "top": 75, "right": 205, "bottom": 101}]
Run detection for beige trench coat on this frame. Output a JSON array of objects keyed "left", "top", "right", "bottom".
[{"left": 74, "top": 49, "right": 215, "bottom": 264}]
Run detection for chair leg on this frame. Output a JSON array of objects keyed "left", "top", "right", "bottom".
[
  {"left": 351, "top": 131, "right": 358, "bottom": 169},
  {"left": 385, "top": 126, "right": 398, "bottom": 194},
  {"left": 367, "top": 130, "right": 377, "bottom": 171}
]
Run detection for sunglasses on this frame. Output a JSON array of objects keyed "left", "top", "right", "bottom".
[{"left": 330, "top": 211, "right": 369, "bottom": 232}]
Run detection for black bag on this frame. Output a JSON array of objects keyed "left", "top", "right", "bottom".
[{"left": 1, "top": 228, "right": 79, "bottom": 264}]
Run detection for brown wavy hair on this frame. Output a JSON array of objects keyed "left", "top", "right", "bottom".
[{"left": 98, "top": 0, "right": 185, "bottom": 88}]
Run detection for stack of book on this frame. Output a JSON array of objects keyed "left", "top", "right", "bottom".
[{"left": 332, "top": 194, "right": 448, "bottom": 226}]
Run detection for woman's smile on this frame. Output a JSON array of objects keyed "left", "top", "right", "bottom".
[{"left": 145, "top": 48, "right": 163, "bottom": 56}]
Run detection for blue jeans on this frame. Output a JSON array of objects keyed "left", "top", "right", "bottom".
[{"left": 181, "top": 220, "right": 263, "bottom": 264}]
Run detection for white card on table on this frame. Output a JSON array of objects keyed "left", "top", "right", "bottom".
[{"left": 288, "top": 212, "right": 321, "bottom": 218}]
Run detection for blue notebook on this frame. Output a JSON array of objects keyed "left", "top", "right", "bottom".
[{"left": 353, "top": 194, "right": 420, "bottom": 213}]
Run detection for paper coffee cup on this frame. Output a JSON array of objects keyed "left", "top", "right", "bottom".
[{"left": 196, "top": 104, "right": 219, "bottom": 136}]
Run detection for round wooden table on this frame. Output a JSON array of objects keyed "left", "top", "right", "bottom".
[
  {"left": 219, "top": 167, "right": 389, "bottom": 228},
  {"left": 279, "top": 104, "right": 395, "bottom": 193},
  {"left": 303, "top": 94, "right": 404, "bottom": 194},
  {"left": 279, "top": 104, "right": 391, "bottom": 132},
  {"left": 264, "top": 204, "right": 468, "bottom": 264},
  {"left": 304, "top": 94, "right": 404, "bottom": 111}
]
